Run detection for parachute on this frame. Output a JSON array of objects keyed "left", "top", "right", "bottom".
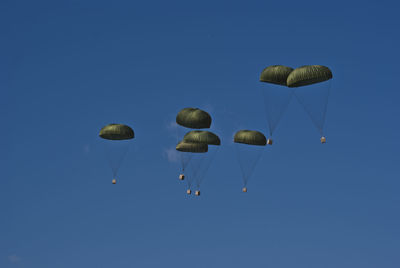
[
  {"left": 176, "top": 140, "right": 208, "bottom": 153},
  {"left": 287, "top": 65, "right": 333, "bottom": 143},
  {"left": 176, "top": 108, "right": 212, "bottom": 129},
  {"left": 259, "top": 65, "right": 294, "bottom": 144},
  {"left": 99, "top": 124, "right": 134, "bottom": 140},
  {"left": 234, "top": 130, "right": 267, "bottom": 146},
  {"left": 176, "top": 141, "right": 207, "bottom": 182},
  {"left": 99, "top": 124, "right": 134, "bottom": 184},
  {"left": 182, "top": 130, "right": 221, "bottom": 194},
  {"left": 234, "top": 130, "right": 266, "bottom": 192},
  {"left": 287, "top": 65, "right": 332, "bottom": 88},
  {"left": 183, "top": 130, "right": 221, "bottom": 145},
  {"left": 175, "top": 140, "right": 208, "bottom": 194},
  {"left": 260, "top": 65, "right": 293, "bottom": 86}
]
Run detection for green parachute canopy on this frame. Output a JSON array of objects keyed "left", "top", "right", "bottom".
[
  {"left": 234, "top": 130, "right": 266, "bottom": 146},
  {"left": 176, "top": 141, "right": 208, "bottom": 153},
  {"left": 176, "top": 108, "right": 212, "bottom": 129},
  {"left": 99, "top": 124, "right": 134, "bottom": 140},
  {"left": 259, "top": 65, "right": 294, "bottom": 86},
  {"left": 183, "top": 131, "right": 221, "bottom": 145},
  {"left": 287, "top": 65, "right": 332, "bottom": 88}
]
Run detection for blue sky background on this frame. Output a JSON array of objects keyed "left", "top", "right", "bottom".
[{"left": 1, "top": 0, "right": 400, "bottom": 267}]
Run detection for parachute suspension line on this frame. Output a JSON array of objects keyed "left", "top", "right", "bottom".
[
  {"left": 113, "top": 145, "right": 129, "bottom": 177},
  {"left": 246, "top": 147, "right": 264, "bottom": 186},
  {"left": 294, "top": 91, "right": 323, "bottom": 135},
  {"left": 186, "top": 175, "right": 193, "bottom": 189},
  {"left": 184, "top": 165, "right": 192, "bottom": 189},
  {"left": 261, "top": 86, "right": 294, "bottom": 136},
  {"left": 105, "top": 153, "right": 117, "bottom": 177},
  {"left": 293, "top": 81, "right": 331, "bottom": 136},
  {"left": 190, "top": 155, "right": 205, "bottom": 189},
  {"left": 182, "top": 153, "right": 198, "bottom": 190},
  {"left": 234, "top": 144, "right": 264, "bottom": 187},
  {"left": 178, "top": 153, "right": 193, "bottom": 188},
  {"left": 185, "top": 154, "right": 193, "bottom": 171},
  {"left": 234, "top": 144, "right": 248, "bottom": 186},
  {"left": 262, "top": 88, "right": 274, "bottom": 137},
  {"left": 179, "top": 152, "right": 192, "bottom": 173},
  {"left": 187, "top": 155, "right": 197, "bottom": 189},
  {"left": 194, "top": 146, "right": 220, "bottom": 189},
  {"left": 104, "top": 143, "right": 130, "bottom": 178},
  {"left": 179, "top": 153, "right": 184, "bottom": 172}
]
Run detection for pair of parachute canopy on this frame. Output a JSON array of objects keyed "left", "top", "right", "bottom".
[
  {"left": 175, "top": 108, "right": 217, "bottom": 154},
  {"left": 260, "top": 64, "right": 332, "bottom": 144},
  {"left": 175, "top": 130, "right": 221, "bottom": 153},
  {"left": 259, "top": 65, "right": 332, "bottom": 87}
]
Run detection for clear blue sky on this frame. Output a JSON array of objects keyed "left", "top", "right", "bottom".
[{"left": 1, "top": 0, "right": 400, "bottom": 267}]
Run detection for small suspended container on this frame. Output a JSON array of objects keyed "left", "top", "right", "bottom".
[
  {"left": 112, "top": 179, "right": 117, "bottom": 184},
  {"left": 242, "top": 187, "right": 247, "bottom": 193},
  {"left": 179, "top": 174, "right": 185, "bottom": 180},
  {"left": 195, "top": 190, "right": 200, "bottom": 196},
  {"left": 320, "top": 136, "right": 326, "bottom": 144},
  {"left": 267, "top": 138, "right": 273, "bottom": 145},
  {"left": 186, "top": 189, "right": 192, "bottom": 195}
]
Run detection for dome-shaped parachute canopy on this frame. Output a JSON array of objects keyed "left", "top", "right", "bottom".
[
  {"left": 259, "top": 65, "right": 294, "bottom": 86},
  {"left": 176, "top": 108, "right": 212, "bottom": 129},
  {"left": 287, "top": 65, "right": 332, "bottom": 88},
  {"left": 99, "top": 124, "right": 134, "bottom": 140},
  {"left": 234, "top": 130, "right": 267, "bottom": 146},
  {"left": 183, "top": 131, "right": 221, "bottom": 146},
  {"left": 176, "top": 141, "right": 208, "bottom": 153}
]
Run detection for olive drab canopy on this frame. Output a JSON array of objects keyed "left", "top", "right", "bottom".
[
  {"left": 176, "top": 141, "right": 208, "bottom": 153},
  {"left": 259, "top": 65, "right": 294, "bottom": 138},
  {"left": 259, "top": 65, "right": 294, "bottom": 86},
  {"left": 183, "top": 131, "right": 221, "bottom": 146},
  {"left": 176, "top": 108, "right": 212, "bottom": 129},
  {"left": 287, "top": 65, "right": 333, "bottom": 138},
  {"left": 99, "top": 124, "right": 134, "bottom": 140},
  {"left": 287, "top": 65, "right": 333, "bottom": 88},
  {"left": 234, "top": 130, "right": 267, "bottom": 146}
]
